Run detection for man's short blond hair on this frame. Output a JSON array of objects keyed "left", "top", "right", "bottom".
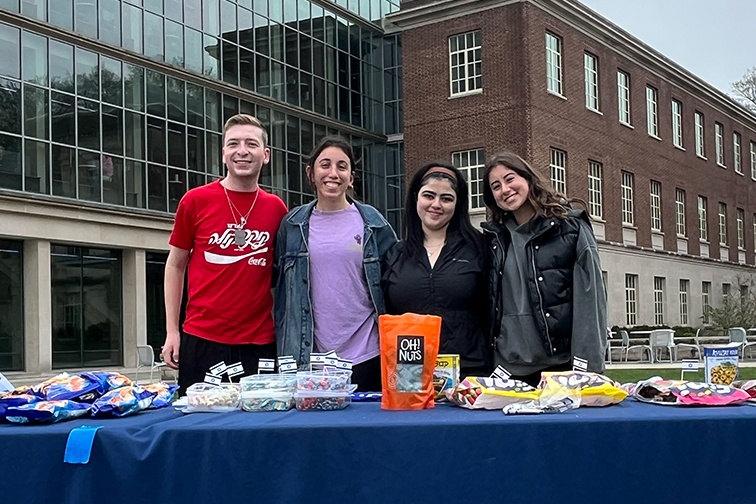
[{"left": 223, "top": 114, "right": 269, "bottom": 146}]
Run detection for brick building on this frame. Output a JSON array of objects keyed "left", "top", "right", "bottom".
[{"left": 388, "top": 0, "right": 756, "bottom": 328}]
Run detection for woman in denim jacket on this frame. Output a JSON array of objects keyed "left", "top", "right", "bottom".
[{"left": 274, "top": 136, "right": 397, "bottom": 391}]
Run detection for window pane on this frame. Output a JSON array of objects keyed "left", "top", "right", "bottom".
[
  {"left": 0, "top": 133, "right": 22, "bottom": 190},
  {"left": 76, "top": 48, "right": 99, "bottom": 100},
  {"left": 49, "top": 0, "right": 74, "bottom": 31},
  {"left": 99, "top": 0, "right": 121, "bottom": 47},
  {"left": 75, "top": 0, "right": 98, "bottom": 38},
  {"left": 78, "top": 149, "right": 102, "bottom": 202},
  {"left": 0, "top": 239, "right": 24, "bottom": 371},
  {"left": 52, "top": 144, "right": 76, "bottom": 197},
  {"left": 50, "top": 40, "right": 75, "bottom": 93},
  {"left": 51, "top": 91, "right": 75, "bottom": 145},
  {"left": 24, "top": 139, "right": 49, "bottom": 193},
  {"left": 124, "top": 64, "right": 144, "bottom": 111},
  {"left": 101, "top": 56, "right": 123, "bottom": 106},
  {"left": 0, "top": 24, "right": 21, "bottom": 79},
  {"left": 122, "top": 3, "right": 143, "bottom": 54},
  {"left": 147, "top": 163, "right": 167, "bottom": 211},
  {"left": 0, "top": 78, "right": 22, "bottom": 134},
  {"left": 102, "top": 155, "right": 123, "bottom": 205},
  {"left": 102, "top": 105, "right": 123, "bottom": 155},
  {"left": 77, "top": 98, "right": 100, "bottom": 151},
  {"left": 125, "top": 111, "right": 145, "bottom": 159},
  {"left": 24, "top": 84, "right": 48, "bottom": 139},
  {"left": 22, "top": 31, "right": 47, "bottom": 86},
  {"left": 125, "top": 159, "right": 146, "bottom": 208}
]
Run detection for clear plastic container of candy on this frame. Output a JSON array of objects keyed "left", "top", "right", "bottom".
[
  {"left": 185, "top": 383, "right": 240, "bottom": 412},
  {"left": 293, "top": 389, "right": 353, "bottom": 411},
  {"left": 295, "top": 370, "right": 352, "bottom": 392},
  {"left": 240, "top": 389, "right": 294, "bottom": 412},
  {"left": 239, "top": 374, "right": 297, "bottom": 392}
]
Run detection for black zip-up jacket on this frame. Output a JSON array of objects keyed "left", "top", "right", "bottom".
[
  {"left": 383, "top": 233, "right": 490, "bottom": 373},
  {"left": 481, "top": 209, "right": 606, "bottom": 372}
]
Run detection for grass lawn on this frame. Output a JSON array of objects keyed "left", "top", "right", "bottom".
[{"left": 604, "top": 367, "right": 756, "bottom": 384}]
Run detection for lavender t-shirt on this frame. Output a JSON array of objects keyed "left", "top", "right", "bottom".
[{"left": 308, "top": 204, "right": 379, "bottom": 364}]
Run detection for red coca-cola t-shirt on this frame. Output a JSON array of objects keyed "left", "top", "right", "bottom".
[{"left": 169, "top": 180, "right": 287, "bottom": 345}]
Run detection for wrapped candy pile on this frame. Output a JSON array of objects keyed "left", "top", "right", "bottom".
[{"left": 0, "top": 372, "right": 178, "bottom": 424}]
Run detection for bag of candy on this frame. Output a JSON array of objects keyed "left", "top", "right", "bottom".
[
  {"left": 91, "top": 386, "right": 157, "bottom": 418},
  {"left": 732, "top": 379, "right": 756, "bottom": 400},
  {"left": 446, "top": 377, "right": 539, "bottom": 410},
  {"left": 539, "top": 371, "right": 627, "bottom": 406},
  {"left": 5, "top": 400, "right": 91, "bottom": 424},
  {"left": 634, "top": 378, "right": 751, "bottom": 406},
  {"left": 81, "top": 371, "right": 133, "bottom": 395},
  {"left": 143, "top": 382, "right": 180, "bottom": 408},
  {"left": 379, "top": 313, "right": 441, "bottom": 410},
  {"left": 35, "top": 373, "right": 103, "bottom": 403}
]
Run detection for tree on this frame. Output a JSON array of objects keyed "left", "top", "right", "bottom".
[
  {"left": 705, "top": 274, "right": 756, "bottom": 330},
  {"left": 731, "top": 67, "right": 756, "bottom": 113}
]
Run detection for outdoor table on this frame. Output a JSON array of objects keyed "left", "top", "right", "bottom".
[{"left": 2, "top": 400, "right": 755, "bottom": 504}]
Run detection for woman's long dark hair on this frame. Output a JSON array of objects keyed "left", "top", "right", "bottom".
[
  {"left": 482, "top": 151, "right": 586, "bottom": 224},
  {"left": 403, "top": 162, "right": 483, "bottom": 259}
]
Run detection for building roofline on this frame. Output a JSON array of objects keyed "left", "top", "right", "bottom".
[{"left": 387, "top": 0, "right": 756, "bottom": 128}]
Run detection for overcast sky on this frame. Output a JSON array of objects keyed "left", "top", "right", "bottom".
[{"left": 579, "top": 0, "right": 755, "bottom": 96}]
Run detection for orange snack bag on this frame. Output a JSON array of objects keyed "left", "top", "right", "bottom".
[{"left": 379, "top": 313, "right": 441, "bottom": 410}]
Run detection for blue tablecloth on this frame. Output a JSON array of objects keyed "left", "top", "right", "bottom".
[{"left": 1, "top": 399, "right": 755, "bottom": 504}]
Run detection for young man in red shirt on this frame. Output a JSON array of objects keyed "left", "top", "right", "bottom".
[{"left": 162, "top": 114, "right": 288, "bottom": 393}]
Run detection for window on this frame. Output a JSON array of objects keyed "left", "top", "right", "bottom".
[
  {"left": 451, "top": 149, "right": 485, "bottom": 210},
  {"left": 719, "top": 202, "right": 728, "bottom": 246},
  {"left": 588, "top": 160, "right": 603, "bottom": 218},
  {"left": 646, "top": 86, "right": 658, "bottom": 137},
  {"left": 621, "top": 171, "right": 634, "bottom": 225},
  {"left": 737, "top": 208, "right": 745, "bottom": 249},
  {"left": 584, "top": 52, "right": 599, "bottom": 111},
  {"left": 715, "top": 122, "right": 725, "bottom": 166},
  {"left": 679, "top": 279, "right": 689, "bottom": 326},
  {"left": 751, "top": 141, "right": 756, "bottom": 180},
  {"left": 654, "top": 277, "right": 665, "bottom": 325},
  {"left": 695, "top": 112, "right": 705, "bottom": 157},
  {"left": 649, "top": 180, "right": 662, "bottom": 232},
  {"left": 675, "top": 188, "right": 686, "bottom": 237},
  {"left": 545, "top": 32, "right": 562, "bottom": 95},
  {"left": 702, "top": 281, "right": 711, "bottom": 324},
  {"left": 722, "top": 283, "right": 731, "bottom": 303},
  {"left": 0, "top": 240, "right": 24, "bottom": 371},
  {"left": 753, "top": 214, "right": 756, "bottom": 253},
  {"left": 549, "top": 148, "right": 566, "bottom": 195},
  {"left": 625, "top": 274, "right": 638, "bottom": 325},
  {"left": 698, "top": 196, "right": 708, "bottom": 241},
  {"left": 740, "top": 284, "right": 749, "bottom": 305},
  {"left": 448, "top": 31, "right": 482, "bottom": 96},
  {"left": 671, "top": 99, "right": 683, "bottom": 148},
  {"left": 734, "top": 132, "right": 742, "bottom": 174},
  {"left": 617, "top": 70, "right": 631, "bottom": 125}
]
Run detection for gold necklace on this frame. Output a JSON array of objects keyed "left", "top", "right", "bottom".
[{"left": 224, "top": 183, "right": 260, "bottom": 246}]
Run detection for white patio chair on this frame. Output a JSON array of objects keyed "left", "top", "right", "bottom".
[
  {"left": 136, "top": 344, "right": 166, "bottom": 385},
  {"left": 649, "top": 329, "right": 675, "bottom": 363},
  {"left": 623, "top": 330, "right": 652, "bottom": 363},
  {"left": 674, "top": 327, "right": 702, "bottom": 361},
  {"left": 728, "top": 327, "right": 756, "bottom": 359},
  {"left": 606, "top": 329, "right": 628, "bottom": 363}
]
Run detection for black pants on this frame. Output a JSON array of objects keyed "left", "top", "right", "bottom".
[
  {"left": 178, "top": 332, "right": 276, "bottom": 395},
  {"left": 351, "top": 356, "right": 382, "bottom": 392}
]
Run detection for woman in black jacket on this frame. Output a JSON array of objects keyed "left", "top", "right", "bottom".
[
  {"left": 384, "top": 162, "right": 490, "bottom": 378},
  {"left": 481, "top": 151, "right": 607, "bottom": 387}
]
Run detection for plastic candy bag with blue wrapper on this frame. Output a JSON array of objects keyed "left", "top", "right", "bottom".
[
  {"left": 143, "top": 382, "right": 180, "bottom": 408},
  {"left": 5, "top": 400, "right": 91, "bottom": 424},
  {"left": 91, "top": 386, "right": 157, "bottom": 418}
]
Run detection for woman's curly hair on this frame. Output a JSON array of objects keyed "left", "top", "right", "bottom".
[{"left": 482, "top": 150, "right": 586, "bottom": 224}]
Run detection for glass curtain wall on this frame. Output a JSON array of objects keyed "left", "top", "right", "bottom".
[
  {"left": 0, "top": 240, "right": 23, "bottom": 371},
  {"left": 51, "top": 245, "right": 122, "bottom": 368}
]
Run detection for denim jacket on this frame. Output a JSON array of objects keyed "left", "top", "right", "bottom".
[{"left": 273, "top": 199, "right": 397, "bottom": 368}]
